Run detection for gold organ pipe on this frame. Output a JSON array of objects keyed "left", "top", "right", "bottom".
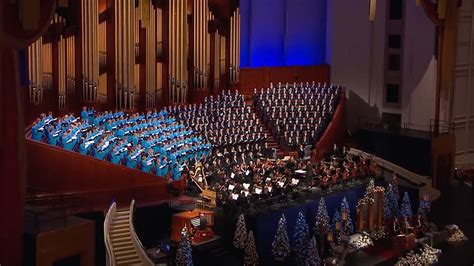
[
  {"left": 178, "top": 0, "right": 182, "bottom": 103},
  {"left": 237, "top": 8, "right": 240, "bottom": 82},
  {"left": 169, "top": 0, "right": 173, "bottom": 103},
  {"left": 193, "top": 0, "right": 196, "bottom": 87},
  {"left": 181, "top": 0, "right": 188, "bottom": 102},
  {"left": 81, "top": 0, "right": 85, "bottom": 101}
]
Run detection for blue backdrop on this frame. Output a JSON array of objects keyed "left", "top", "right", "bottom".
[{"left": 240, "top": 0, "right": 327, "bottom": 67}]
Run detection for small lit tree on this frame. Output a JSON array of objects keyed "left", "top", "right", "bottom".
[
  {"left": 292, "top": 212, "right": 310, "bottom": 265},
  {"left": 400, "top": 192, "right": 413, "bottom": 218},
  {"left": 176, "top": 227, "right": 193, "bottom": 266},
  {"left": 330, "top": 210, "right": 343, "bottom": 245},
  {"left": 234, "top": 214, "right": 248, "bottom": 249},
  {"left": 341, "top": 197, "right": 354, "bottom": 236},
  {"left": 307, "top": 236, "right": 321, "bottom": 266},
  {"left": 244, "top": 231, "right": 258, "bottom": 266},
  {"left": 271, "top": 214, "right": 290, "bottom": 261},
  {"left": 383, "top": 184, "right": 400, "bottom": 222},
  {"left": 314, "top": 197, "right": 330, "bottom": 236}
]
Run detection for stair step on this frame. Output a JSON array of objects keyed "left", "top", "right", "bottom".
[
  {"left": 115, "top": 249, "right": 136, "bottom": 257},
  {"left": 111, "top": 232, "right": 130, "bottom": 238},
  {"left": 111, "top": 236, "right": 132, "bottom": 242},
  {"left": 113, "top": 243, "right": 135, "bottom": 252},
  {"left": 111, "top": 227, "right": 129, "bottom": 234},
  {"left": 112, "top": 218, "right": 129, "bottom": 223},
  {"left": 113, "top": 240, "right": 134, "bottom": 247},
  {"left": 112, "top": 222, "right": 129, "bottom": 228},
  {"left": 117, "top": 257, "right": 141, "bottom": 265},
  {"left": 116, "top": 254, "right": 140, "bottom": 261}
]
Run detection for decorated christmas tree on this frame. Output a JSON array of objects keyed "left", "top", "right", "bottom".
[
  {"left": 292, "top": 212, "right": 310, "bottom": 265},
  {"left": 307, "top": 236, "right": 321, "bottom": 266},
  {"left": 383, "top": 184, "right": 400, "bottom": 221},
  {"left": 176, "top": 227, "right": 193, "bottom": 266},
  {"left": 271, "top": 214, "right": 290, "bottom": 261},
  {"left": 314, "top": 197, "right": 330, "bottom": 236},
  {"left": 244, "top": 231, "right": 259, "bottom": 266},
  {"left": 330, "top": 210, "right": 343, "bottom": 245},
  {"left": 341, "top": 197, "right": 354, "bottom": 236},
  {"left": 400, "top": 192, "right": 413, "bottom": 218},
  {"left": 234, "top": 214, "right": 248, "bottom": 249}
]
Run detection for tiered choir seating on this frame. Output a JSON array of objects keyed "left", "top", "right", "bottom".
[{"left": 253, "top": 82, "right": 341, "bottom": 151}]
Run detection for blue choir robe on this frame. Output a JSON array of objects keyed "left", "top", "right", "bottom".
[
  {"left": 141, "top": 156, "right": 154, "bottom": 173},
  {"left": 47, "top": 130, "right": 58, "bottom": 146},
  {"left": 63, "top": 135, "right": 77, "bottom": 151},
  {"left": 110, "top": 152, "right": 122, "bottom": 164},
  {"left": 81, "top": 110, "right": 89, "bottom": 121},
  {"left": 126, "top": 155, "right": 138, "bottom": 169},
  {"left": 155, "top": 162, "right": 168, "bottom": 177},
  {"left": 31, "top": 124, "right": 44, "bottom": 141},
  {"left": 94, "top": 146, "right": 108, "bottom": 160},
  {"left": 79, "top": 141, "right": 90, "bottom": 155}
]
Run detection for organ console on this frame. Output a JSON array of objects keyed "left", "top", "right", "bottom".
[{"left": 171, "top": 209, "right": 215, "bottom": 244}]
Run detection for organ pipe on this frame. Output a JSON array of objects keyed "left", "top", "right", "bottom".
[
  {"left": 214, "top": 28, "right": 220, "bottom": 90},
  {"left": 27, "top": 38, "right": 43, "bottom": 105},
  {"left": 81, "top": 0, "right": 99, "bottom": 103},
  {"left": 114, "top": 0, "right": 136, "bottom": 109},
  {"left": 138, "top": 0, "right": 157, "bottom": 109},
  {"left": 169, "top": 0, "right": 188, "bottom": 104},
  {"left": 66, "top": 36, "right": 76, "bottom": 95},
  {"left": 230, "top": 8, "right": 240, "bottom": 84},
  {"left": 192, "top": 0, "right": 211, "bottom": 90}
]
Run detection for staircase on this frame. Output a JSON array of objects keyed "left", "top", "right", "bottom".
[
  {"left": 246, "top": 100, "right": 285, "bottom": 157},
  {"left": 104, "top": 200, "right": 153, "bottom": 266}
]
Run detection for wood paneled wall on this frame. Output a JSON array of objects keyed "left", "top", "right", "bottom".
[{"left": 239, "top": 65, "right": 331, "bottom": 96}]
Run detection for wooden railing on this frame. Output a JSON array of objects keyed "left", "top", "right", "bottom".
[
  {"left": 104, "top": 201, "right": 117, "bottom": 266},
  {"left": 348, "top": 148, "right": 441, "bottom": 200},
  {"left": 129, "top": 199, "right": 154, "bottom": 266}
]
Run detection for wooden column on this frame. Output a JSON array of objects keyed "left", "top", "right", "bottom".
[
  {"left": 209, "top": 22, "right": 216, "bottom": 95},
  {"left": 187, "top": 0, "right": 194, "bottom": 103},
  {"left": 139, "top": 26, "right": 147, "bottom": 111},
  {"left": 106, "top": 0, "right": 116, "bottom": 110},
  {"left": 52, "top": 27, "right": 60, "bottom": 114},
  {"left": 162, "top": 0, "right": 169, "bottom": 106},
  {"left": 0, "top": 48, "right": 25, "bottom": 266},
  {"left": 0, "top": 0, "right": 55, "bottom": 264},
  {"left": 75, "top": 0, "right": 85, "bottom": 107}
]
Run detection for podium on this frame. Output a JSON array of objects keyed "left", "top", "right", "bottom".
[{"left": 171, "top": 209, "right": 215, "bottom": 244}]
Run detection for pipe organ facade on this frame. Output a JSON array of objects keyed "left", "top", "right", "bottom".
[
  {"left": 24, "top": 0, "right": 242, "bottom": 116},
  {"left": 81, "top": 0, "right": 99, "bottom": 103},
  {"left": 230, "top": 7, "right": 240, "bottom": 84},
  {"left": 193, "top": 0, "right": 212, "bottom": 90},
  {"left": 114, "top": 0, "right": 136, "bottom": 109},
  {"left": 27, "top": 37, "right": 43, "bottom": 105},
  {"left": 169, "top": 0, "right": 188, "bottom": 104}
]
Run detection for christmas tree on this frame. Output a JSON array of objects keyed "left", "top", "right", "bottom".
[
  {"left": 330, "top": 210, "right": 343, "bottom": 245},
  {"left": 400, "top": 191, "right": 413, "bottom": 218},
  {"left": 292, "top": 212, "right": 310, "bottom": 265},
  {"left": 271, "top": 214, "right": 290, "bottom": 261},
  {"left": 341, "top": 197, "right": 354, "bottom": 236},
  {"left": 234, "top": 214, "right": 248, "bottom": 249},
  {"left": 314, "top": 197, "right": 330, "bottom": 236},
  {"left": 244, "top": 231, "right": 258, "bottom": 266},
  {"left": 383, "top": 184, "right": 400, "bottom": 221},
  {"left": 176, "top": 227, "right": 193, "bottom": 266},
  {"left": 307, "top": 236, "right": 321, "bottom": 266}
]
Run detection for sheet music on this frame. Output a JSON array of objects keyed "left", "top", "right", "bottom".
[
  {"left": 243, "top": 183, "right": 250, "bottom": 190},
  {"left": 228, "top": 184, "right": 235, "bottom": 191},
  {"left": 255, "top": 188, "right": 262, "bottom": 194}
]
